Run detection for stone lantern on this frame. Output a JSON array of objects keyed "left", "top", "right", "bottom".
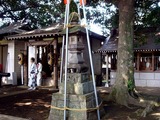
[
  {"left": 49, "top": 12, "right": 103, "bottom": 120},
  {"left": 68, "top": 35, "right": 88, "bottom": 73}
]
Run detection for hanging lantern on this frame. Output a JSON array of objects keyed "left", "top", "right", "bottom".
[
  {"left": 140, "top": 57, "right": 142, "bottom": 62},
  {"left": 48, "top": 52, "right": 53, "bottom": 66},
  {"left": 18, "top": 53, "right": 24, "bottom": 65},
  {"left": 145, "top": 57, "right": 147, "bottom": 62},
  {"left": 80, "top": 0, "right": 86, "bottom": 5},
  {"left": 112, "top": 54, "right": 114, "bottom": 59}
]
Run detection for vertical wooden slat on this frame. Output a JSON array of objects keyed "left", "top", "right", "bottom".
[
  {"left": 152, "top": 52, "right": 154, "bottom": 71},
  {"left": 106, "top": 55, "right": 108, "bottom": 81},
  {"left": 53, "top": 36, "right": 58, "bottom": 89},
  {"left": 23, "top": 42, "right": 28, "bottom": 86},
  {"left": 137, "top": 53, "right": 140, "bottom": 71},
  {"left": 37, "top": 46, "right": 39, "bottom": 61},
  {"left": 106, "top": 54, "right": 109, "bottom": 86}
]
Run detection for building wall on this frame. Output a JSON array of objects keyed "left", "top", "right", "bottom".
[
  {"left": 81, "top": 36, "right": 102, "bottom": 75},
  {"left": 0, "top": 45, "right": 8, "bottom": 72},
  {"left": 82, "top": 36, "right": 90, "bottom": 72},
  {"left": 6, "top": 41, "right": 16, "bottom": 84},
  {"left": 0, "top": 46, "right": 2, "bottom": 64},
  {"left": 1, "top": 40, "right": 25, "bottom": 85},
  {"left": 110, "top": 71, "right": 160, "bottom": 87},
  {"left": 2, "top": 46, "right": 8, "bottom": 72},
  {"left": 15, "top": 41, "right": 25, "bottom": 81},
  {"left": 91, "top": 38, "right": 102, "bottom": 75}
]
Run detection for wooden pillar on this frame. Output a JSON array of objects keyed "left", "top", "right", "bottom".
[
  {"left": 53, "top": 37, "right": 58, "bottom": 89},
  {"left": 23, "top": 42, "right": 28, "bottom": 86},
  {"left": 105, "top": 54, "right": 109, "bottom": 87},
  {"left": 0, "top": 46, "right": 2, "bottom": 64},
  {"left": 35, "top": 46, "right": 38, "bottom": 62},
  {"left": 152, "top": 52, "right": 154, "bottom": 71},
  {"left": 37, "top": 46, "right": 39, "bottom": 61},
  {"left": 137, "top": 53, "right": 140, "bottom": 71}
]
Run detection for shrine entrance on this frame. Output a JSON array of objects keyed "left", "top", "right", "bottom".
[
  {"left": 36, "top": 45, "right": 53, "bottom": 77},
  {"left": 26, "top": 39, "right": 60, "bottom": 87}
]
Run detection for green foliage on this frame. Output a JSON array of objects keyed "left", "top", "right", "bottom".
[
  {"left": 127, "top": 79, "right": 134, "bottom": 91},
  {"left": 135, "top": 0, "right": 160, "bottom": 27},
  {"left": 0, "top": 0, "right": 66, "bottom": 29},
  {"left": 134, "top": 34, "right": 147, "bottom": 48},
  {"left": 154, "top": 37, "right": 160, "bottom": 44},
  {"left": 0, "top": 0, "right": 159, "bottom": 31}
]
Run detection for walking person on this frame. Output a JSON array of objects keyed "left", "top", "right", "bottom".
[
  {"left": 37, "top": 59, "right": 42, "bottom": 86},
  {"left": 28, "top": 57, "right": 37, "bottom": 90}
]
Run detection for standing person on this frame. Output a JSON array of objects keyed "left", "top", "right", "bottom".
[
  {"left": 37, "top": 59, "right": 42, "bottom": 86},
  {"left": 28, "top": 57, "right": 37, "bottom": 90}
]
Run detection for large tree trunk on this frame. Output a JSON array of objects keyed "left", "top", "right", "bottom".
[{"left": 110, "top": 0, "right": 135, "bottom": 106}]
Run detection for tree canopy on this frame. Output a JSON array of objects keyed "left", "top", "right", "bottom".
[
  {"left": 0, "top": 0, "right": 159, "bottom": 31},
  {"left": 0, "top": 0, "right": 64, "bottom": 29}
]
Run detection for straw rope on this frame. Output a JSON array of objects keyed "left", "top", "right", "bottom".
[
  {"left": 50, "top": 101, "right": 102, "bottom": 112},
  {"left": 64, "top": 24, "right": 87, "bottom": 28}
]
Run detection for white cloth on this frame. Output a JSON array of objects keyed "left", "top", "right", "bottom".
[
  {"left": 37, "top": 63, "right": 42, "bottom": 86},
  {"left": 146, "top": 62, "right": 150, "bottom": 68},
  {"left": 28, "top": 63, "right": 37, "bottom": 87}
]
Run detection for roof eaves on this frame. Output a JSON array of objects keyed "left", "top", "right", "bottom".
[{"left": 6, "top": 32, "right": 60, "bottom": 40}]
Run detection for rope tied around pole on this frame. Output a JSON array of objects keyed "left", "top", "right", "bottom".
[
  {"left": 50, "top": 101, "right": 102, "bottom": 112},
  {"left": 64, "top": 24, "right": 87, "bottom": 28}
]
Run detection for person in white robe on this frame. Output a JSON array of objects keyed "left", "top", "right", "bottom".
[
  {"left": 28, "top": 57, "right": 37, "bottom": 90},
  {"left": 37, "top": 59, "right": 42, "bottom": 86}
]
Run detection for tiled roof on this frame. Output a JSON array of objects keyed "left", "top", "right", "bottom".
[
  {"left": 96, "top": 29, "right": 160, "bottom": 53},
  {"left": 0, "top": 22, "right": 26, "bottom": 35},
  {"left": 6, "top": 23, "right": 63, "bottom": 40},
  {"left": 134, "top": 33, "right": 160, "bottom": 51},
  {"left": 96, "top": 36, "right": 118, "bottom": 53},
  {"left": 6, "top": 24, "right": 106, "bottom": 40}
]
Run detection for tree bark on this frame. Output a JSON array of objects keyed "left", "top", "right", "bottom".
[{"left": 110, "top": 0, "right": 135, "bottom": 106}]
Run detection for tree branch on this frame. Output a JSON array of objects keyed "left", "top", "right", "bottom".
[
  {"left": 105, "top": 0, "right": 119, "bottom": 7},
  {"left": 0, "top": 1, "right": 41, "bottom": 19}
]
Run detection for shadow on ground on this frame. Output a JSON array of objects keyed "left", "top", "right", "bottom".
[
  {"left": 0, "top": 88, "right": 56, "bottom": 120},
  {"left": 0, "top": 86, "right": 159, "bottom": 120}
]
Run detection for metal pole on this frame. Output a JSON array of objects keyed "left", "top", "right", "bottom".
[
  {"left": 81, "top": 0, "right": 100, "bottom": 119},
  {"left": 60, "top": 5, "right": 67, "bottom": 83},
  {"left": 64, "top": 1, "right": 70, "bottom": 120}
]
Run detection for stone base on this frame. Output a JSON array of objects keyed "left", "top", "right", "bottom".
[
  {"left": 48, "top": 92, "right": 103, "bottom": 120},
  {"left": 49, "top": 73, "right": 104, "bottom": 120},
  {"left": 49, "top": 110, "right": 98, "bottom": 120},
  {"left": 59, "top": 81, "right": 94, "bottom": 94}
]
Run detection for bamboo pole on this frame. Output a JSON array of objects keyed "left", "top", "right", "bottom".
[
  {"left": 81, "top": 0, "right": 100, "bottom": 119},
  {"left": 60, "top": 5, "right": 67, "bottom": 84},
  {"left": 63, "top": 1, "right": 70, "bottom": 119}
]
